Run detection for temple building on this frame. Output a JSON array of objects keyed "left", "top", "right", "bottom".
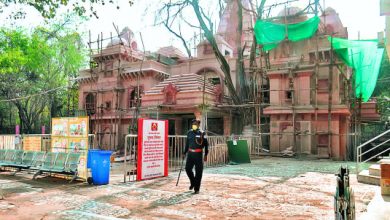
[
  {"left": 263, "top": 7, "right": 350, "bottom": 159},
  {"left": 77, "top": 1, "right": 380, "bottom": 159}
]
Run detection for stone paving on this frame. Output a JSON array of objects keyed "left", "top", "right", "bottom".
[{"left": 0, "top": 157, "right": 379, "bottom": 219}]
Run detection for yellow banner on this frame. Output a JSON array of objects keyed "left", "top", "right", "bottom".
[
  {"left": 51, "top": 137, "right": 68, "bottom": 152},
  {"left": 67, "top": 137, "right": 88, "bottom": 179},
  {"left": 68, "top": 117, "right": 88, "bottom": 137},
  {"left": 52, "top": 118, "right": 69, "bottom": 136},
  {"left": 78, "top": 155, "right": 88, "bottom": 180},
  {"left": 51, "top": 117, "right": 89, "bottom": 180}
]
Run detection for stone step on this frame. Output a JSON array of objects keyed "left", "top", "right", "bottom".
[
  {"left": 379, "top": 158, "right": 390, "bottom": 164},
  {"left": 358, "top": 169, "right": 380, "bottom": 185},
  {"left": 369, "top": 164, "right": 381, "bottom": 177}
]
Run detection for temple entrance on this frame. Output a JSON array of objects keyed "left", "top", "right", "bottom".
[
  {"left": 168, "top": 120, "right": 175, "bottom": 135},
  {"left": 207, "top": 118, "right": 224, "bottom": 135}
]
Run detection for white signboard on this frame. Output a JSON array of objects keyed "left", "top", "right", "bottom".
[{"left": 137, "top": 118, "right": 168, "bottom": 180}]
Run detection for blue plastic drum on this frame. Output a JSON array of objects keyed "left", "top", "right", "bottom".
[
  {"left": 87, "top": 149, "right": 99, "bottom": 169},
  {"left": 88, "top": 150, "right": 112, "bottom": 185}
]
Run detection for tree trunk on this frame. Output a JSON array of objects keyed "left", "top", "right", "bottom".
[
  {"left": 236, "top": 0, "right": 247, "bottom": 101},
  {"left": 190, "top": 0, "right": 241, "bottom": 105}
]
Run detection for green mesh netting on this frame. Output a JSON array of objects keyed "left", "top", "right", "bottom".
[
  {"left": 329, "top": 37, "right": 384, "bottom": 102},
  {"left": 254, "top": 16, "right": 320, "bottom": 51}
]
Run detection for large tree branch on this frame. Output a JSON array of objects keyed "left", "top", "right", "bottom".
[
  {"left": 218, "top": 0, "right": 225, "bottom": 19},
  {"left": 236, "top": 0, "right": 249, "bottom": 104},
  {"left": 190, "top": 0, "right": 241, "bottom": 105},
  {"left": 159, "top": 1, "right": 192, "bottom": 58},
  {"left": 181, "top": 17, "right": 201, "bottom": 29}
]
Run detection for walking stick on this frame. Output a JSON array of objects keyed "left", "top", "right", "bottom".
[{"left": 176, "top": 155, "right": 186, "bottom": 186}]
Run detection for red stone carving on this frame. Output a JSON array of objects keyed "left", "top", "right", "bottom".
[{"left": 162, "top": 83, "right": 178, "bottom": 105}]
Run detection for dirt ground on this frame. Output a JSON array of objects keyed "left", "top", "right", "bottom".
[{"left": 0, "top": 157, "right": 378, "bottom": 220}]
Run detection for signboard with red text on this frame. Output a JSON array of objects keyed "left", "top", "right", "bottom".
[{"left": 137, "top": 118, "right": 168, "bottom": 181}]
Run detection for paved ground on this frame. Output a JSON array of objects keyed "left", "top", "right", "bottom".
[
  {"left": 0, "top": 157, "right": 379, "bottom": 220},
  {"left": 360, "top": 189, "right": 390, "bottom": 220}
]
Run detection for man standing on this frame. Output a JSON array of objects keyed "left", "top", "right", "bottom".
[{"left": 184, "top": 119, "right": 208, "bottom": 194}]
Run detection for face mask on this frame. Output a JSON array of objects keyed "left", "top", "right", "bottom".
[{"left": 192, "top": 125, "right": 198, "bottom": 130}]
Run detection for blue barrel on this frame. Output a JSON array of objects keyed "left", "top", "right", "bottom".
[
  {"left": 89, "top": 150, "right": 112, "bottom": 185},
  {"left": 87, "top": 149, "right": 99, "bottom": 169}
]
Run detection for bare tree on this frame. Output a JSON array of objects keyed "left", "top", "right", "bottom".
[
  {"left": 157, "top": 1, "right": 193, "bottom": 58},
  {"left": 190, "top": 0, "right": 242, "bottom": 105},
  {"left": 156, "top": 0, "right": 272, "bottom": 128},
  {"left": 156, "top": 0, "right": 241, "bottom": 105}
]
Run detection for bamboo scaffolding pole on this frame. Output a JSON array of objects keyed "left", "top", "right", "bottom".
[
  {"left": 314, "top": 0, "right": 320, "bottom": 155},
  {"left": 327, "top": 35, "right": 334, "bottom": 157},
  {"left": 81, "top": 0, "right": 364, "bottom": 158}
]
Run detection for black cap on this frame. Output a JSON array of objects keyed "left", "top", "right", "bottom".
[{"left": 191, "top": 119, "right": 200, "bottom": 124}]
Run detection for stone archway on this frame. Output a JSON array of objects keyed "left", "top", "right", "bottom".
[
  {"left": 194, "top": 67, "right": 224, "bottom": 86},
  {"left": 195, "top": 67, "right": 225, "bottom": 103},
  {"left": 85, "top": 93, "right": 96, "bottom": 115}
]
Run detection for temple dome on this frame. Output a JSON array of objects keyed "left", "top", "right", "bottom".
[
  {"left": 277, "top": 7, "right": 303, "bottom": 17},
  {"left": 106, "top": 37, "right": 129, "bottom": 47},
  {"left": 276, "top": 7, "right": 308, "bottom": 23},
  {"left": 106, "top": 27, "right": 137, "bottom": 50}
]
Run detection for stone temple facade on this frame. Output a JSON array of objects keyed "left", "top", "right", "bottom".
[
  {"left": 77, "top": 1, "right": 379, "bottom": 159},
  {"left": 77, "top": 0, "right": 255, "bottom": 150},
  {"left": 263, "top": 7, "right": 350, "bottom": 159}
]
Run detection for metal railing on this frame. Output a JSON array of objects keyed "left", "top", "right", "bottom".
[
  {"left": 123, "top": 134, "right": 138, "bottom": 183},
  {"left": 356, "top": 129, "right": 390, "bottom": 173},
  {"left": 123, "top": 135, "right": 231, "bottom": 182},
  {"left": 0, "top": 134, "right": 97, "bottom": 152},
  {"left": 88, "top": 134, "right": 96, "bottom": 149},
  {"left": 168, "top": 135, "right": 186, "bottom": 172},
  {"left": 0, "top": 135, "right": 17, "bottom": 149}
]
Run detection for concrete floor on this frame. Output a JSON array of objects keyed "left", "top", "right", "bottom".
[
  {"left": 360, "top": 189, "right": 390, "bottom": 220},
  {"left": 0, "top": 157, "right": 380, "bottom": 219}
]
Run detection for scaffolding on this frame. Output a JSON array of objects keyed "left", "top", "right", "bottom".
[
  {"left": 80, "top": 0, "right": 380, "bottom": 160},
  {"left": 244, "top": 0, "right": 364, "bottom": 159},
  {"left": 85, "top": 24, "right": 145, "bottom": 151}
]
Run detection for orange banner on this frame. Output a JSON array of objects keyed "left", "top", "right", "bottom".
[{"left": 23, "top": 136, "right": 41, "bottom": 151}]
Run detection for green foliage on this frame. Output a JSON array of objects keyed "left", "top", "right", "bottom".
[
  {"left": 372, "top": 50, "right": 390, "bottom": 121},
  {"left": 0, "top": 0, "right": 134, "bottom": 19},
  {"left": 0, "top": 15, "right": 86, "bottom": 133}
]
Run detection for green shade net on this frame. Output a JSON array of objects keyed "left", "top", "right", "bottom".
[
  {"left": 329, "top": 37, "right": 384, "bottom": 102},
  {"left": 254, "top": 16, "right": 320, "bottom": 51}
]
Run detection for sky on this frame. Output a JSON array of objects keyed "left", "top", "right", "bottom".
[{"left": 0, "top": 0, "right": 386, "bottom": 53}]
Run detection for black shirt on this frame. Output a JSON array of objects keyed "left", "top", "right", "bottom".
[{"left": 184, "top": 129, "right": 209, "bottom": 156}]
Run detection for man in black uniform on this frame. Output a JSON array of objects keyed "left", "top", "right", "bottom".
[{"left": 183, "top": 119, "right": 208, "bottom": 194}]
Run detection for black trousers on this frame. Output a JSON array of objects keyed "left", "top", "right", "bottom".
[{"left": 185, "top": 152, "right": 204, "bottom": 191}]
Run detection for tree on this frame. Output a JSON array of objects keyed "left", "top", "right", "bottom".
[
  {"left": 156, "top": 0, "right": 267, "bottom": 127},
  {"left": 156, "top": 0, "right": 242, "bottom": 105},
  {"left": 372, "top": 54, "right": 390, "bottom": 122},
  {"left": 0, "top": 15, "right": 86, "bottom": 133},
  {"left": 0, "top": 0, "right": 134, "bottom": 19}
]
